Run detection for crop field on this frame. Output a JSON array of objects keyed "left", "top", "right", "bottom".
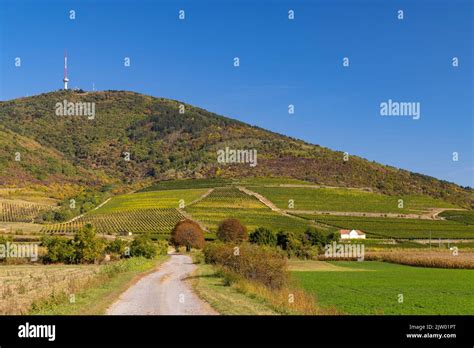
[
  {"left": 91, "top": 189, "right": 209, "bottom": 213},
  {"left": 249, "top": 186, "right": 457, "bottom": 214},
  {"left": 298, "top": 214, "right": 474, "bottom": 239},
  {"left": 186, "top": 187, "right": 312, "bottom": 234},
  {"left": 0, "top": 200, "right": 50, "bottom": 223},
  {"left": 439, "top": 210, "right": 474, "bottom": 225},
  {"left": 0, "top": 264, "right": 100, "bottom": 314},
  {"left": 291, "top": 261, "right": 474, "bottom": 314},
  {"left": 41, "top": 208, "right": 185, "bottom": 236}
]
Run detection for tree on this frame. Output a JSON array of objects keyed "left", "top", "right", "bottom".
[
  {"left": 130, "top": 234, "right": 157, "bottom": 258},
  {"left": 216, "top": 218, "right": 248, "bottom": 243},
  {"left": 73, "top": 223, "right": 105, "bottom": 263},
  {"left": 302, "top": 227, "right": 327, "bottom": 247},
  {"left": 171, "top": 219, "right": 205, "bottom": 252},
  {"left": 249, "top": 227, "right": 276, "bottom": 246},
  {"left": 276, "top": 230, "right": 301, "bottom": 251}
]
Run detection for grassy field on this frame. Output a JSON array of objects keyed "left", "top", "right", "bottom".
[
  {"left": 439, "top": 210, "right": 474, "bottom": 225},
  {"left": 298, "top": 214, "right": 474, "bottom": 239},
  {"left": 250, "top": 186, "right": 457, "bottom": 214},
  {"left": 92, "top": 189, "right": 209, "bottom": 213},
  {"left": 0, "top": 263, "right": 100, "bottom": 314},
  {"left": 186, "top": 187, "right": 312, "bottom": 234},
  {"left": 191, "top": 262, "right": 277, "bottom": 315},
  {"left": 291, "top": 261, "right": 474, "bottom": 314}
]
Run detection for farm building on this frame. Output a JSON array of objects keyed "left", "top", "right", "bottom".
[{"left": 340, "top": 229, "right": 366, "bottom": 239}]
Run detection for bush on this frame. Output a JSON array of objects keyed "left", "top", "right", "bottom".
[
  {"left": 105, "top": 238, "right": 129, "bottom": 257},
  {"left": 42, "top": 236, "right": 76, "bottom": 263},
  {"left": 302, "top": 227, "right": 327, "bottom": 247},
  {"left": 170, "top": 219, "right": 205, "bottom": 251},
  {"left": 130, "top": 234, "right": 157, "bottom": 259},
  {"left": 204, "top": 242, "right": 288, "bottom": 289},
  {"left": 216, "top": 218, "right": 248, "bottom": 243},
  {"left": 249, "top": 227, "right": 277, "bottom": 246},
  {"left": 156, "top": 239, "right": 169, "bottom": 255},
  {"left": 73, "top": 224, "right": 106, "bottom": 263}
]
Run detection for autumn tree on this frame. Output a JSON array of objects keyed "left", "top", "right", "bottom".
[
  {"left": 171, "top": 219, "right": 205, "bottom": 252},
  {"left": 216, "top": 218, "right": 248, "bottom": 243}
]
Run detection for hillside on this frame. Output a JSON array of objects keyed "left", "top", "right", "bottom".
[{"left": 0, "top": 90, "right": 472, "bottom": 208}]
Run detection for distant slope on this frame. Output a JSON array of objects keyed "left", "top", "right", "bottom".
[{"left": 0, "top": 90, "right": 472, "bottom": 208}]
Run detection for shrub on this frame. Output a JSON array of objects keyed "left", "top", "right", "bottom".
[
  {"left": 130, "top": 234, "right": 157, "bottom": 259},
  {"left": 276, "top": 231, "right": 301, "bottom": 252},
  {"left": 170, "top": 219, "right": 205, "bottom": 251},
  {"left": 105, "top": 238, "right": 129, "bottom": 257},
  {"left": 156, "top": 239, "right": 169, "bottom": 255},
  {"left": 204, "top": 242, "right": 288, "bottom": 289},
  {"left": 249, "top": 227, "right": 277, "bottom": 246},
  {"left": 216, "top": 218, "right": 248, "bottom": 243},
  {"left": 42, "top": 236, "right": 76, "bottom": 263},
  {"left": 73, "top": 224, "right": 106, "bottom": 263},
  {"left": 302, "top": 227, "right": 326, "bottom": 247}
]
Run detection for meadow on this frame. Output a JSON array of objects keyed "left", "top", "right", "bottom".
[
  {"left": 298, "top": 214, "right": 474, "bottom": 239},
  {"left": 291, "top": 261, "right": 474, "bottom": 315},
  {"left": 186, "top": 187, "right": 312, "bottom": 234},
  {"left": 0, "top": 264, "right": 100, "bottom": 314},
  {"left": 250, "top": 186, "right": 457, "bottom": 214}
]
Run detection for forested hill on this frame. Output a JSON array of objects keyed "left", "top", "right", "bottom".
[{"left": 0, "top": 90, "right": 472, "bottom": 208}]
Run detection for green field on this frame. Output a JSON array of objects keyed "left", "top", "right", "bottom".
[
  {"left": 439, "top": 210, "right": 474, "bottom": 225},
  {"left": 298, "top": 214, "right": 474, "bottom": 239},
  {"left": 186, "top": 187, "right": 312, "bottom": 234},
  {"left": 91, "top": 189, "right": 208, "bottom": 213},
  {"left": 292, "top": 261, "right": 474, "bottom": 314},
  {"left": 250, "top": 186, "right": 457, "bottom": 214},
  {"left": 139, "top": 178, "right": 234, "bottom": 191}
]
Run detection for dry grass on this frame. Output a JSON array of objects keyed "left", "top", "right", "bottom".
[
  {"left": 365, "top": 250, "right": 474, "bottom": 269},
  {"left": 0, "top": 264, "right": 100, "bottom": 314},
  {"left": 216, "top": 267, "right": 338, "bottom": 315}
]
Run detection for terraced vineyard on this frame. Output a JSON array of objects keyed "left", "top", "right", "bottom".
[
  {"left": 92, "top": 189, "right": 209, "bottom": 213},
  {"left": 249, "top": 186, "right": 457, "bottom": 214},
  {"left": 186, "top": 187, "right": 312, "bottom": 234},
  {"left": 439, "top": 210, "right": 474, "bottom": 225},
  {"left": 0, "top": 201, "right": 50, "bottom": 222},
  {"left": 297, "top": 214, "right": 474, "bottom": 239},
  {"left": 41, "top": 208, "right": 185, "bottom": 236}
]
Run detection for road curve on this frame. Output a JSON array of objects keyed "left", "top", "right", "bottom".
[{"left": 106, "top": 253, "right": 218, "bottom": 315}]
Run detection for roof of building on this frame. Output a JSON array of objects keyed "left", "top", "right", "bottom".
[{"left": 339, "top": 229, "right": 365, "bottom": 235}]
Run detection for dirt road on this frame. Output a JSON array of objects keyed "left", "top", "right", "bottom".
[{"left": 106, "top": 254, "right": 217, "bottom": 315}]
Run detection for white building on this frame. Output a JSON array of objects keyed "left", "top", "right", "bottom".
[{"left": 340, "top": 229, "right": 366, "bottom": 239}]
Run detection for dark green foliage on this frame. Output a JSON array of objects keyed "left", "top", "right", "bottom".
[
  {"left": 105, "top": 238, "right": 129, "bottom": 256},
  {"left": 249, "top": 227, "right": 277, "bottom": 246},
  {"left": 130, "top": 234, "right": 157, "bottom": 259},
  {"left": 73, "top": 224, "right": 105, "bottom": 263},
  {"left": 42, "top": 236, "right": 76, "bottom": 263}
]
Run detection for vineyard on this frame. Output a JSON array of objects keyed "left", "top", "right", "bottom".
[
  {"left": 249, "top": 186, "right": 457, "bottom": 214},
  {"left": 41, "top": 208, "right": 185, "bottom": 236},
  {"left": 92, "top": 189, "right": 209, "bottom": 214},
  {"left": 297, "top": 214, "right": 474, "bottom": 239},
  {"left": 186, "top": 187, "right": 312, "bottom": 234},
  {"left": 0, "top": 201, "right": 50, "bottom": 223}
]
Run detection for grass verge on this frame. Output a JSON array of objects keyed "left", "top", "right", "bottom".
[{"left": 29, "top": 255, "right": 169, "bottom": 315}]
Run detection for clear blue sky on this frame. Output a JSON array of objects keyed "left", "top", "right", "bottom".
[{"left": 1, "top": 0, "right": 472, "bottom": 186}]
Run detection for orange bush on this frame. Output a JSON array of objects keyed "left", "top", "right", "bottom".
[{"left": 171, "top": 219, "right": 205, "bottom": 251}]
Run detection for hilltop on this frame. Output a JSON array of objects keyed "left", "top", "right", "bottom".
[{"left": 0, "top": 90, "right": 472, "bottom": 208}]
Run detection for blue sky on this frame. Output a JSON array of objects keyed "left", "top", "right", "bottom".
[{"left": 1, "top": 0, "right": 472, "bottom": 186}]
